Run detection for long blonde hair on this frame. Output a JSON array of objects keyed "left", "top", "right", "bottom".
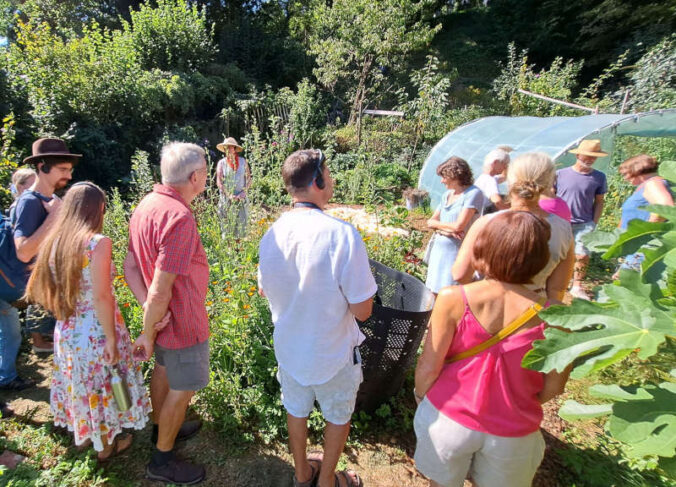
[{"left": 25, "top": 182, "right": 106, "bottom": 320}]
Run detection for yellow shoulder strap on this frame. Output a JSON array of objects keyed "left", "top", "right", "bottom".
[{"left": 445, "top": 298, "right": 546, "bottom": 364}]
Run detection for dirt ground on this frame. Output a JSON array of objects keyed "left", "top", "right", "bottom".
[{"left": 1, "top": 348, "right": 576, "bottom": 487}]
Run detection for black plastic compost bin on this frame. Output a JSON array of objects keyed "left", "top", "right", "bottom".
[{"left": 356, "top": 259, "right": 435, "bottom": 412}]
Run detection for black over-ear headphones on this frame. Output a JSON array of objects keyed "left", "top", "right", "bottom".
[
  {"left": 311, "top": 149, "right": 326, "bottom": 190},
  {"left": 39, "top": 160, "right": 52, "bottom": 174}
]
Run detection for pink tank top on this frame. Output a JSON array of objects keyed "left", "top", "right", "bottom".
[
  {"left": 426, "top": 287, "right": 546, "bottom": 437},
  {"left": 539, "top": 197, "right": 572, "bottom": 222}
]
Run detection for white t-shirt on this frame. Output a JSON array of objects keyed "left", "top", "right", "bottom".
[
  {"left": 475, "top": 173, "right": 500, "bottom": 201},
  {"left": 486, "top": 210, "right": 573, "bottom": 292},
  {"left": 258, "top": 209, "right": 378, "bottom": 386}
]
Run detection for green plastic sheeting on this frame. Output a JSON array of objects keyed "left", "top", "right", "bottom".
[{"left": 419, "top": 109, "right": 676, "bottom": 209}]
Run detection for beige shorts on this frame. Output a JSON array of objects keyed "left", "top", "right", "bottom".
[
  {"left": 277, "top": 360, "right": 362, "bottom": 425},
  {"left": 414, "top": 396, "right": 545, "bottom": 487}
]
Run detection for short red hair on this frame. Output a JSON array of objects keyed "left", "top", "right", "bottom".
[{"left": 472, "top": 211, "right": 551, "bottom": 284}]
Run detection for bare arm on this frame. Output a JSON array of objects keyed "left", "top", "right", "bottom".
[
  {"left": 429, "top": 208, "right": 477, "bottom": 234},
  {"left": 592, "top": 194, "right": 604, "bottom": 225},
  {"left": 143, "top": 269, "right": 176, "bottom": 341},
  {"left": 90, "top": 237, "right": 118, "bottom": 364},
  {"left": 546, "top": 241, "right": 575, "bottom": 301},
  {"left": 245, "top": 159, "right": 252, "bottom": 191},
  {"left": 14, "top": 199, "right": 61, "bottom": 263},
  {"left": 644, "top": 179, "right": 674, "bottom": 222},
  {"left": 123, "top": 252, "right": 148, "bottom": 305},
  {"left": 414, "top": 286, "right": 462, "bottom": 399},
  {"left": 349, "top": 296, "right": 374, "bottom": 322},
  {"left": 216, "top": 161, "right": 224, "bottom": 193},
  {"left": 539, "top": 364, "right": 572, "bottom": 404},
  {"left": 451, "top": 216, "right": 488, "bottom": 284}
]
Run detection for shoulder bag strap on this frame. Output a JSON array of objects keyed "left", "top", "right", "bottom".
[{"left": 445, "top": 297, "right": 547, "bottom": 364}]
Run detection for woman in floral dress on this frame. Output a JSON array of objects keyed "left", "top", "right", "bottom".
[{"left": 25, "top": 182, "right": 150, "bottom": 460}]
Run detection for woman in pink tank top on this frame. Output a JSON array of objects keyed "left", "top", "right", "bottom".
[{"left": 413, "top": 212, "right": 571, "bottom": 487}]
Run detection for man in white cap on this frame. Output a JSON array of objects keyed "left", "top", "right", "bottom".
[
  {"left": 556, "top": 139, "right": 608, "bottom": 300},
  {"left": 475, "top": 148, "right": 510, "bottom": 213}
]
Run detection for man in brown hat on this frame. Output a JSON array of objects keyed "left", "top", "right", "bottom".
[
  {"left": 13, "top": 138, "right": 80, "bottom": 355},
  {"left": 555, "top": 139, "right": 608, "bottom": 300}
]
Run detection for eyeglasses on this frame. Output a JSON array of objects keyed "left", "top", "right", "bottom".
[{"left": 308, "top": 149, "right": 325, "bottom": 187}]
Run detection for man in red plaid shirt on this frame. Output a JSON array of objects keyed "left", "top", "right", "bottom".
[{"left": 124, "top": 142, "right": 210, "bottom": 485}]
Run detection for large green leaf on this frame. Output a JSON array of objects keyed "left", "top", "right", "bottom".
[
  {"left": 558, "top": 400, "right": 612, "bottom": 421},
  {"left": 659, "top": 160, "right": 676, "bottom": 184},
  {"left": 523, "top": 285, "right": 675, "bottom": 376},
  {"left": 641, "top": 232, "right": 676, "bottom": 275},
  {"left": 589, "top": 384, "right": 654, "bottom": 401},
  {"left": 581, "top": 229, "right": 621, "bottom": 253},
  {"left": 607, "top": 382, "right": 676, "bottom": 459},
  {"left": 603, "top": 220, "right": 673, "bottom": 259},
  {"left": 644, "top": 204, "right": 676, "bottom": 222}
]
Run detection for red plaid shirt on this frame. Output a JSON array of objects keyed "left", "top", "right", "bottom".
[{"left": 128, "top": 184, "right": 209, "bottom": 349}]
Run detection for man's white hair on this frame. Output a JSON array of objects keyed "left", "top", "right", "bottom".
[
  {"left": 160, "top": 142, "right": 206, "bottom": 185},
  {"left": 483, "top": 148, "right": 510, "bottom": 170}
]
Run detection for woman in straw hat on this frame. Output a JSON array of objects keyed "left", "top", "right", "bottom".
[{"left": 216, "top": 137, "right": 251, "bottom": 238}]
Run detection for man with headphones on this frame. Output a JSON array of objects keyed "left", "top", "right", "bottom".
[
  {"left": 258, "top": 149, "right": 377, "bottom": 487},
  {"left": 10, "top": 138, "right": 80, "bottom": 364}
]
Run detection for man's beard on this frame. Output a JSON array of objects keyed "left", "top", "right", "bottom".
[{"left": 54, "top": 179, "right": 69, "bottom": 190}]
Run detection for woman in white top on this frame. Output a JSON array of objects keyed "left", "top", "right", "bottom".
[
  {"left": 452, "top": 152, "right": 575, "bottom": 301},
  {"left": 216, "top": 137, "right": 251, "bottom": 238}
]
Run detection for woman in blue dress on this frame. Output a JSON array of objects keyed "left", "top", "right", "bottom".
[
  {"left": 614, "top": 154, "right": 673, "bottom": 277},
  {"left": 425, "top": 156, "right": 484, "bottom": 295}
]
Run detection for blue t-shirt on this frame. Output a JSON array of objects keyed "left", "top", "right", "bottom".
[
  {"left": 620, "top": 178, "right": 671, "bottom": 230},
  {"left": 555, "top": 167, "right": 607, "bottom": 224},
  {"left": 12, "top": 189, "right": 51, "bottom": 240}
]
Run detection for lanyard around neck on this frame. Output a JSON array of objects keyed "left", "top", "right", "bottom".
[{"left": 293, "top": 201, "right": 321, "bottom": 211}]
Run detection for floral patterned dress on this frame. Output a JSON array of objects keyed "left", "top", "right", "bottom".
[{"left": 51, "top": 234, "right": 151, "bottom": 452}]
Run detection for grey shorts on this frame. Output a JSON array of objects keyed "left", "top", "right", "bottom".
[{"left": 155, "top": 339, "right": 210, "bottom": 391}]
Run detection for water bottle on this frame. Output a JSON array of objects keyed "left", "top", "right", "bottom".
[{"left": 111, "top": 366, "right": 131, "bottom": 412}]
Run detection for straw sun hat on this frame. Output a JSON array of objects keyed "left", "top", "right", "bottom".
[
  {"left": 568, "top": 139, "right": 608, "bottom": 158},
  {"left": 216, "top": 137, "right": 243, "bottom": 153}
]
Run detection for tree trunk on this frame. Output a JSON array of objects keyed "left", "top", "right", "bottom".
[{"left": 349, "top": 55, "right": 373, "bottom": 125}]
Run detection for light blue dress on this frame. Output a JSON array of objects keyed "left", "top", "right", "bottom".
[{"left": 425, "top": 186, "right": 484, "bottom": 293}]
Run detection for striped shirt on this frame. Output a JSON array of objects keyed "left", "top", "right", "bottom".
[{"left": 128, "top": 184, "right": 209, "bottom": 349}]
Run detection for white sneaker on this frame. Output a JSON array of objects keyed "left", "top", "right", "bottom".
[{"left": 569, "top": 286, "right": 590, "bottom": 301}]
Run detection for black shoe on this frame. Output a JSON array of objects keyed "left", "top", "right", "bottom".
[
  {"left": 0, "top": 376, "right": 35, "bottom": 391},
  {"left": 146, "top": 457, "right": 206, "bottom": 485},
  {"left": 151, "top": 419, "right": 202, "bottom": 445},
  {"left": 0, "top": 401, "right": 14, "bottom": 419}
]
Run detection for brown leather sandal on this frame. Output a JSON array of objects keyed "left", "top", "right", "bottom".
[
  {"left": 293, "top": 450, "right": 324, "bottom": 487},
  {"left": 333, "top": 470, "right": 364, "bottom": 487},
  {"left": 97, "top": 433, "right": 133, "bottom": 463}
]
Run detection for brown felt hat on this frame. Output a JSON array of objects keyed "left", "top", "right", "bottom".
[
  {"left": 568, "top": 139, "right": 608, "bottom": 158},
  {"left": 216, "top": 137, "right": 243, "bottom": 153},
  {"left": 23, "top": 138, "right": 82, "bottom": 165}
]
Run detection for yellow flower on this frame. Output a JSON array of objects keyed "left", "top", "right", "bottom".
[
  {"left": 243, "top": 315, "right": 249, "bottom": 319},
  {"left": 243, "top": 304, "right": 251, "bottom": 310},
  {"left": 223, "top": 298, "right": 230, "bottom": 302},
  {"left": 247, "top": 291, "right": 254, "bottom": 296},
  {"left": 89, "top": 394, "right": 99, "bottom": 408},
  {"left": 211, "top": 281, "right": 218, "bottom": 285},
  {"left": 206, "top": 301, "right": 213, "bottom": 306},
  {"left": 82, "top": 255, "right": 89, "bottom": 268}
]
